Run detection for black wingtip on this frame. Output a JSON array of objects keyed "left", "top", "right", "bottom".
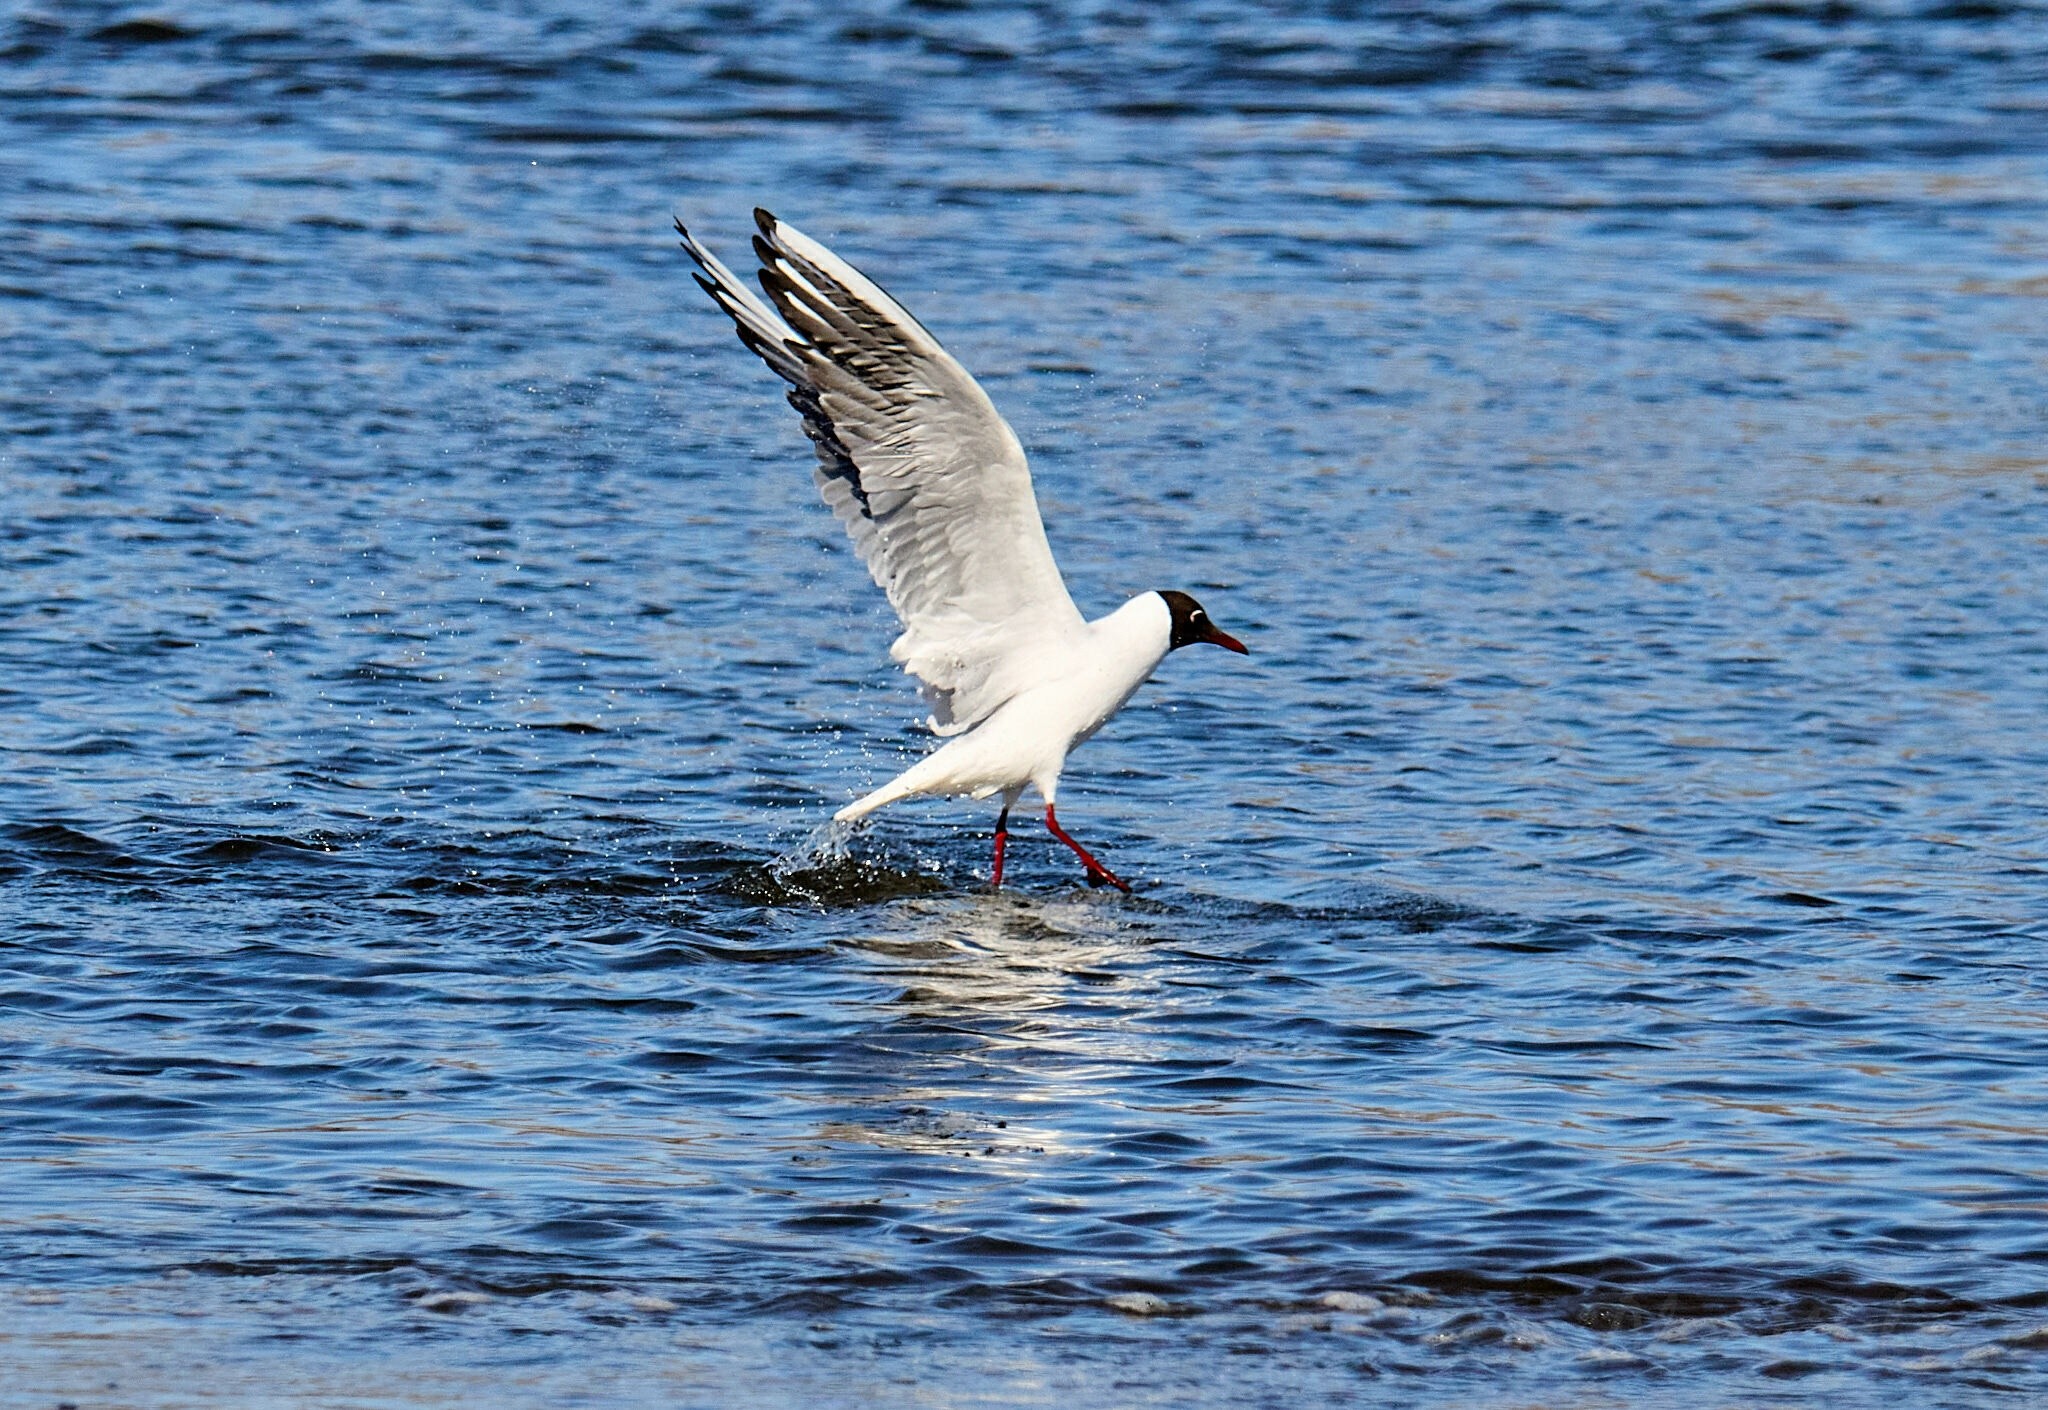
[
  {"left": 753, "top": 207, "right": 778, "bottom": 236},
  {"left": 672, "top": 214, "right": 690, "bottom": 241}
]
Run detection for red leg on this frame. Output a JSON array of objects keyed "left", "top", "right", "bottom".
[
  {"left": 990, "top": 806, "right": 1010, "bottom": 889},
  {"left": 1044, "top": 805, "right": 1131, "bottom": 893}
]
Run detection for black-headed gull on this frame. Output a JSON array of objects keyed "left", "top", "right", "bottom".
[{"left": 677, "top": 209, "right": 1248, "bottom": 891}]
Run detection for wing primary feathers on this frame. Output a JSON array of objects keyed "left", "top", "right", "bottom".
[
  {"left": 681, "top": 217, "right": 869, "bottom": 519},
  {"left": 786, "top": 384, "right": 871, "bottom": 515},
  {"left": 751, "top": 208, "right": 946, "bottom": 354},
  {"left": 679, "top": 209, "right": 1086, "bottom": 736}
]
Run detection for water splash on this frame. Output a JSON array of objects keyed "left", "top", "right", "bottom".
[
  {"left": 772, "top": 816, "right": 862, "bottom": 874},
  {"left": 716, "top": 815, "right": 950, "bottom": 906}
]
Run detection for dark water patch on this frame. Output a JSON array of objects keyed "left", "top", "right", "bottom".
[
  {"left": 1186, "top": 880, "right": 1487, "bottom": 931},
  {"left": 182, "top": 834, "right": 343, "bottom": 865},
  {"left": 91, "top": 19, "right": 199, "bottom": 46},
  {"left": 723, "top": 853, "right": 956, "bottom": 907},
  {"left": 4, "top": 822, "right": 157, "bottom": 877},
  {"left": 1769, "top": 889, "right": 1840, "bottom": 907}
]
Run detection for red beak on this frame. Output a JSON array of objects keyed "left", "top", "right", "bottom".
[{"left": 1202, "top": 624, "right": 1249, "bottom": 655}]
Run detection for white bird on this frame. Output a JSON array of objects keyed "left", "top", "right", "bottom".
[{"left": 676, "top": 209, "right": 1248, "bottom": 891}]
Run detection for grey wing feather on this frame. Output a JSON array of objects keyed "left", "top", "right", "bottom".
[{"left": 677, "top": 210, "right": 1084, "bottom": 734}]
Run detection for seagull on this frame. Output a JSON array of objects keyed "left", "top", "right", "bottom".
[{"left": 676, "top": 209, "right": 1248, "bottom": 891}]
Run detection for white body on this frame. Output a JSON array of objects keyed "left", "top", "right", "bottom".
[{"left": 836, "top": 592, "right": 1173, "bottom": 821}]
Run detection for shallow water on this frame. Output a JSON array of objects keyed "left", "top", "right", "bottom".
[{"left": 4, "top": 1, "right": 2048, "bottom": 1405}]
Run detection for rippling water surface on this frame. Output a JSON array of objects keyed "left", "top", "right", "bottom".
[{"left": 5, "top": 2, "right": 2048, "bottom": 1404}]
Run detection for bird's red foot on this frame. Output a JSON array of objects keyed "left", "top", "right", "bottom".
[
  {"left": 1044, "top": 805, "right": 1133, "bottom": 894},
  {"left": 1082, "top": 863, "right": 1132, "bottom": 893}
]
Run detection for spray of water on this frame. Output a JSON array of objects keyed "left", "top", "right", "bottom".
[{"left": 770, "top": 815, "right": 862, "bottom": 877}]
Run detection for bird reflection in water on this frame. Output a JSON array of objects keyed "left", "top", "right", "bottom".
[{"left": 803, "top": 892, "right": 1166, "bottom": 1168}]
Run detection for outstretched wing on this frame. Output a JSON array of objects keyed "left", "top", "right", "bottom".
[{"left": 677, "top": 209, "right": 1085, "bottom": 735}]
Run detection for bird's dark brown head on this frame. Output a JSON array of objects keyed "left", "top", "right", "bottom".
[{"left": 1158, "top": 590, "right": 1249, "bottom": 655}]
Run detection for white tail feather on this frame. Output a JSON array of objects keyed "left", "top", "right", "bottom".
[
  {"left": 833, "top": 741, "right": 971, "bottom": 822},
  {"left": 834, "top": 777, "right": 916, "bottom": 823}
]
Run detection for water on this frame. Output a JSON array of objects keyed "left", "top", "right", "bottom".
[{"left": 4, "top": 1, "right": 2047, "bottom": 1403}]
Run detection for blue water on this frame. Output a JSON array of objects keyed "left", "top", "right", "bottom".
[{"left": 5, "top": 2, "right": 2048, "bottom": 1404}]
